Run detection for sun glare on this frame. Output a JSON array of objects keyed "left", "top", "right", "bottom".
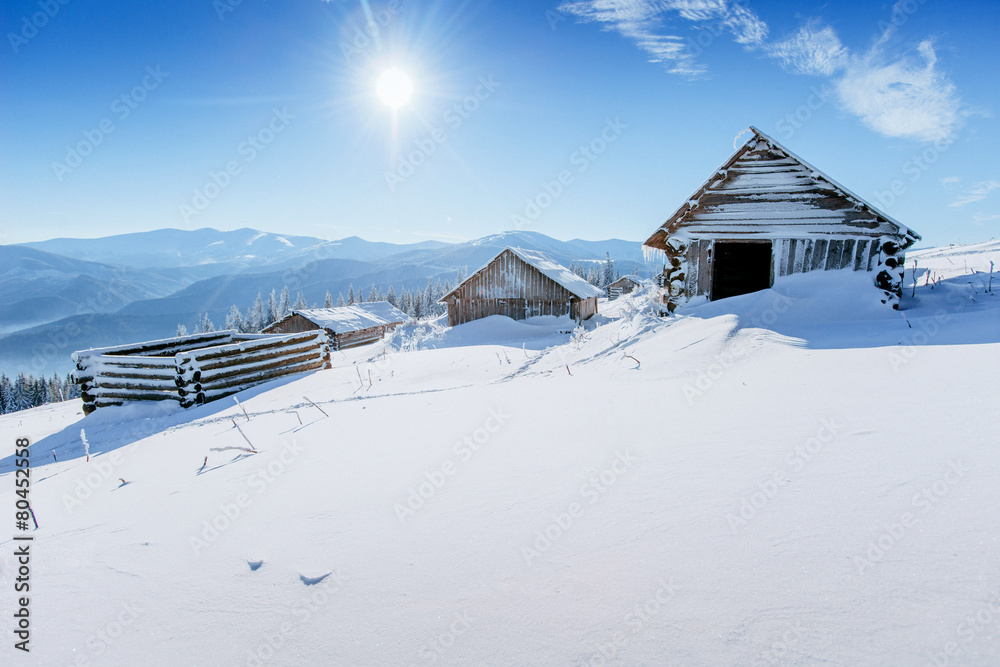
[{"left": 376, "top": 68, "right": 414, "bottom": 110}]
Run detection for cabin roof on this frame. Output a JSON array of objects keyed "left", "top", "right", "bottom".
[
  {"left": 609, "top": 275, "right": 643, "bottom": 286},
  {"left": 289, "top": 302, "right": 408, "bottom": 333},
  {"left": 642, "top": 126, "right": 921, "bottom": 252},
  {"left": 441, "top": 247, "right": 605, "bottom": 302}
]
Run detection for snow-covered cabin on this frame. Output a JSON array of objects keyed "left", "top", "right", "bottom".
[
  {"left": 606, "top": 275, "right": 643, "bottom": 300},
  {"left": 440, "top": 247, "right": 603, "bottom": 327},
  {"left": 262, "top": 301, "right": 408, "bottom": 350},
  {"left": 642, "top": 126, "right": 921, "bottom": 311}
]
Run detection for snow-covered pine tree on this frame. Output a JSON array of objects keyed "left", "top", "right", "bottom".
[
  {"left": 347, "top": 285, "right": 355, "bottom": 305},
  {"left": 386, "top": 285, "right": 398, "bottom": 307},
  {"left": 201, "top": 312, "right": 216, "bottom": 333},
  {"left": 176, "top": 323, "right": 188, "bottom": 337},
  {"left": 0, "top": 374, "right": 12, "bottom": 414},
  {"left": 602, "top": 252, "right": 615, "bottom": 287},
  {"left": 278, "top": 286, "right": 291, "bottom": 318},
  {"left": 586, "top": 265, "right": 601, "bottom": 286},
  {"left": 225, "top": 305, "right": 245, "bottom": 332},
  {"left": 337, "top": 293, "right": 345, "bottom": 307},
  {"left": 324, "top": 291, "right": 334, "bottom": 308},
  {"left": 369, "top": 285, "right": 378, "bottom": 302},
  {"left": 246, "top": 292, "right": 264, "bottom": 332},
  {"left": 267, "top": 289, "right": 279, "bottom": 325}
]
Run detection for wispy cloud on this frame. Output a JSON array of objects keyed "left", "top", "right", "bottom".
[
  {"left": 836, "top": 39, "right": 961, "bottom": 142},
  {"left": 767, "top": 23, "right": 847, "bottom": 76},
  {"left": 557, "top": 1, "right": 767, "bottom": 77},
  {"left": 949, "top": 180, "right": 1000, "bottom": 208},
  {"left": 558, "top": 1, "right": 964, "bottom": 142}
]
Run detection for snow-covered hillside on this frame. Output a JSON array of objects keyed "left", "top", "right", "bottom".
[{"left": 1, "top": 244, "right": 998, "bottom": 666}]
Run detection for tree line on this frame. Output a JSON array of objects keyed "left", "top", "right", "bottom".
[{"left": 0, "top": 372, "right": 81, "bottom": 415}]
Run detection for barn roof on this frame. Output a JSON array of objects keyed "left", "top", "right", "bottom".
[
  {"left": 441, "top": 247, "right": 604, "bottom": 301},
  {"left": 643, "top": 126, "right": 921, "bottom": 253},
  {"left": 292, "top": 302, "right": 408, "bottom": 333}
]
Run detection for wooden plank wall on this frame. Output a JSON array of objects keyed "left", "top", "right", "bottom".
[
  {"left": 678, "top": 236, "right": 884, "bottom": 300},
  {"left": 446, "top": 250, "right": 580, "bottom": 326}
]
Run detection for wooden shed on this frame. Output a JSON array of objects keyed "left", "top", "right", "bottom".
[
  {"left": 262, "top": 301, "right": 408, "bottom": 350},
  {"left": 439, "top": 247, "right": 603, "bottom": 327},
  {"left": 606, "top": 275, "right": 643, "bottom": 300},
  {"left": 643, "top": 126, "right": 921, "bottom": 312}
]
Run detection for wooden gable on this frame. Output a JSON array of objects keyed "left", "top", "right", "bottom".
[
  {"left": 445, "top": 248, "right": 579, "bottom": 303},
  {"left": 644, "top": 127, "right": 920, "bottom": 250}
]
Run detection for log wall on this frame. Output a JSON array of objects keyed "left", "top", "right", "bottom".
[{"left": 73, "top": 330, "right": 330, "bottom": 414}]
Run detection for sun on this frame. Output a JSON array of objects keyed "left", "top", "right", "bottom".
[{"left": 376, "top": 68, "right": 414, "bottom": 110}]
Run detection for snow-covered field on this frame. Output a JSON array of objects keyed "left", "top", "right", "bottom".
[{"left": 2, "top": 243, "right": 999, "bottom": 666}]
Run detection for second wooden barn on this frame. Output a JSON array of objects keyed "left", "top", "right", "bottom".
[
  {"left": 643, "top": 126, "right": 921, "bottom": 312},
  {"left": 263, "top": 301, "right": 408, "bottom": 350},
  {"left": 440, "top": 247, "right": 603, "bottom": 327}
]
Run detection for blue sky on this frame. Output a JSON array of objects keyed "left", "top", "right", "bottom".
[{"left": 1, "top": 0, "right": 997, "bottom": 248}]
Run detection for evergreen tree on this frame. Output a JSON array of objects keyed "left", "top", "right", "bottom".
[
  {"left": 0, "top": 374, "right": 12, "bottom": 413},
  {"left": 369, "top": 285, "right": 379, "bottom": 302},
  {"left": 278, "top": 286, "right": 291, "bottom": 318},
  {"left": 176, "top": 323, "right": 188, "bottom": 337},
  {"left": 386, "top": 285, "right": 398, "bottom": 307},
  {"left": 337, "top": 293, "right": 346, "bottom": 307},
  {"left": 200, "top": 312, "right": 216, "bottom": 333},
  {"left": 324, "top": 291, "right": 334, "bottom": 308},
  {"left": 347, "top": 285, "right": 355, "bottom": 305},
  {"left": 225, "top": 305, "right": 245, "bottom": 332},
  {"left": 248, "top": 292, "right": 265, "bottom": 332},
  {"left": 586, "top": 265, "right": 601, "bottom": 287},
  {"left": 602, "top": 252, "right": 616, "bottom": 287},
  {"left": 293, "top": 291, "right": 308, "bottom": 310},
  {"left": 267, "top": 289, "right": 279, "bottom": 325}
]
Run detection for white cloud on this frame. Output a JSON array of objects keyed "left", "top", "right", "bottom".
[
  {"left": 836, "top": 40, "right": 961, "bottom": 143},
  {"left": 941, "top": 176, "right": 960, "bottom": 185},
  {"left": 559, "top": 2, "right": 963, "bottom": 142},
  {"left": 557, "top": 0, "right": 767, "bottom": 77},
  {"left": 949, "top": 180, "right": 1000, "bottom": 208},
  {"left": 768, "top": 23, "right": 847, "bottom": 76}
]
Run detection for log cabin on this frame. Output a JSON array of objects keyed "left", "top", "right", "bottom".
[
  {"left": 642, "top": 126, "right": 921, "bottom": 312},
  {"left": 440, "top": 247, "right": 603, "bottom": 327},
  {"left": 606, "top": 275, "right": 643, "bottom": 300},
  {"left": 262, "top": 301, "right": 408, "bottom": 351}
]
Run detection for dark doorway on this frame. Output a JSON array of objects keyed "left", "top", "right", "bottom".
[{"left": 711, "top": 242, "right": 773, "bottom": 300}]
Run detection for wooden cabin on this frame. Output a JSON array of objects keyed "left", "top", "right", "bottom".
[
  {"left": 643, "top": 126, "right": 920, "bottom": 312},
  {"left": 262, "top": 301, "right": 408, "bottom": 350},
  {"left": 606, "top": 275, "right": 643, "bottom": 300},
  {"left": 440, "top": 247, "right": 603, "bottom": 327}
]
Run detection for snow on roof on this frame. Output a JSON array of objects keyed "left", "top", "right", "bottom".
[
  {"left": 442, "top": 247, "right": 604, "bottom": 301},
  {"left": 293, "top": 302, "right": 408, "bottom": 333},
  {"left": 507, "top": 248, "right": 605, "bottom": 298}
]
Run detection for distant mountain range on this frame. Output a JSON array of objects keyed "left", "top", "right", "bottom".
[{"left": 1, "top": 227, "right": 649, "bottom": 376}]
